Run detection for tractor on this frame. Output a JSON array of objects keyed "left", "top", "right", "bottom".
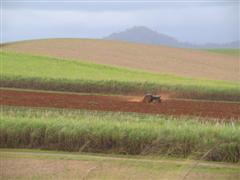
[{"left": 143, "top": 94, "right": 161, "bottom": 103}]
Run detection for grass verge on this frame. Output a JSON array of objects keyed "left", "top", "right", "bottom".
[
  {"left": 0, "top": 106, "right": 239, "bottom": 163},
  {"left": 1, "top": 51, "right": 240, "bottom": 101},
  {"left": 1, "top": 149, "right": 239, "bottom": 180}
]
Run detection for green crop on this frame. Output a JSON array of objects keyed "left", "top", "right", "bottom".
[{"left": 1, "top": 106, "right": 239, "bottom": 162}]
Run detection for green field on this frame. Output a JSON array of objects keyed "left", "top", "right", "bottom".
[
  {"left": 1, "top": 106, "right": 239, "bottom": 163},
  {"left": 1, "top": 51, "right": 240, "bottom": 101},
  {"left": 203, "top": 49, "right": 240, "bottom": 56},
  {"left": 1, "top": 50, "right": 240, "bottom": 179},
  {"left": 1, "top": 149, "right": 239, "bottom": 180}
]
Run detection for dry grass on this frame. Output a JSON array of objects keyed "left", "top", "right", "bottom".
[
  {"left": 1, "top": 149, "right": 239, "bottom": 180},
  {"left": 1, "top": 38, "right": 239, "bottom": 82},
  {"left": 1, "top": 159, "right": 237, "bottom": 180}
]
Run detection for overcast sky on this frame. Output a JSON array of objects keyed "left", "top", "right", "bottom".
[{"left": 2, "top": 0, "right": 240, "bottom": 44}]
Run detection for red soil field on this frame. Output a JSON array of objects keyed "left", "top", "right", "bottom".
[{"left": 0, "top": 89, "right": 239, "bottom": 121}]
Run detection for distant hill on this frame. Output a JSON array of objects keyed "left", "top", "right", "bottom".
[
  {"left": 105, "top": 26, "right": 179, "bottom": 47},
  {"left": 1, "top": 38, "right": 238, "bottom": 82},
  {"left": 104, "top": 26, "right": 240, "bottom": 49}
]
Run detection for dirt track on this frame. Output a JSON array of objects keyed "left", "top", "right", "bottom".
[{"left": 0, "top": 89, "right": 239, "bottom": 120}]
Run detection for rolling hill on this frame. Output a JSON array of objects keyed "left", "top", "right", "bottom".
[
  {"left": 1, "top": 51, "right": 239, "bottom": 101},
  {"left": 1, "top": 38, "right": 239, "bottom": 82}
]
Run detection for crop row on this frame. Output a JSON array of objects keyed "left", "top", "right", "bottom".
[{"left": 1, "top": 106, "right": 239, "bottom": 162}]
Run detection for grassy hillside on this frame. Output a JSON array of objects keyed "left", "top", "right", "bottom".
[
  {"left": 1, "top": 51, "right": 240, "bottom": 101},
  {"left": 1, "top": 106, "right": 239, "bottom": 162},
  {"left": 203, "top": 49, "right": 240, "bottom": 56},
  {"left": 1, "top": 38, "right": 239, "bottom": 82}
]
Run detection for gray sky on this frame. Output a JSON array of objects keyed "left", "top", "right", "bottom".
[{"left": 2, "top": 0, "right": 240, "bottom": 44}]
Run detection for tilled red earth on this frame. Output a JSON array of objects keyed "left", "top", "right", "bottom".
[{"left": 0, "top": 89, "right": 239, "bottom": 121}]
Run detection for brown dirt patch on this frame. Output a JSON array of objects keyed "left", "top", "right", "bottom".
[
  {"left": 1, "top": 38, "right": 239, "bottom": 82},
  {"left": 0, "top": 89, "right": 239, "bottom": 120},
  {"left": 0, "top": 158, "right": 95, "bottom": 179}
]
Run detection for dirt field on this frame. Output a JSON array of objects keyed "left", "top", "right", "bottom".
[
  {"left": 1, "top": 39, "right": 239, "bottom": 82},
  {"left": 0, "top": 89, "right": 239, "bottom": 120}
]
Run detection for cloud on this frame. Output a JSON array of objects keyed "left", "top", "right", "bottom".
[{"left": 2, "top": 4, "right": 239, "bottom": 43}]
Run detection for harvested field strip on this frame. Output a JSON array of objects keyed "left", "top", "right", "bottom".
[
  {"left": 0, "top": 89, "right": 240, "bottom": 119},
  {"left": 1, "top": 51, "right": 240, "bottom": 101},
  {"left": 1, "top": 106, "right": 240, "bottom": 162}
]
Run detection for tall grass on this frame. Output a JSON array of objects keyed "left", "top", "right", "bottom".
[
  {"left": 1, "top": 51, "right": 240, "bottom": 101},
  {"left": 1, "top": 106, "right": 239, "bottom": 162}
]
